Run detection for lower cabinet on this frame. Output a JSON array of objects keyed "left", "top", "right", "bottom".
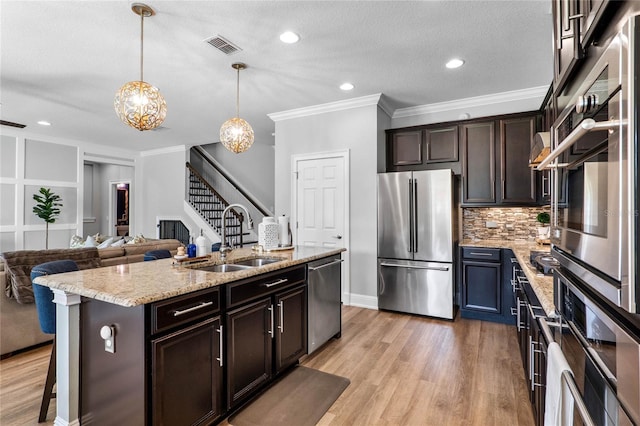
[
  {"left": 510, "top": 254, "right": 548, "bottom": 426},
  {"left": 225, "top": 265, "right": 307, "bottom": 410},
  {"left": 460, "top": 247, "right": 515, "bottom": 324},
  {"left": 151, "top": 316, "right": 223, "bottom": 425}
]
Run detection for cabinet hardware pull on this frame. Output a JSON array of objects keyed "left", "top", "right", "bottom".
[
  {"left": 268, "top": 305, "right": 274, "bottom": 338},
  {"left": 510, "top": 307, "right": 517, "bottom": 317},
  {"left": 308, "top": 259, "right": 343, "bottom": 271},
  {"left": 529, "top": 335, "right": 535, "bottom": 391},
  {"left": 216, "top": 326, "right": 223, "bottom": 367},
  {"left": 278, "top": 301, "right": 284, "bottom": 334},
  {"left": 263, "top": 278, "right": 288, "bottom": 288},
  {"left": 516, "top": 297, "right": 522, "bottom": 332},
  {"left": 469, "top": 252, "right": 492, "bottom": 256},
  {"left": 172, "top": 301, "right": 213, "bottom": 317},
  {"left": 510, "top": 257, "right": 518, "bottom": 264}
]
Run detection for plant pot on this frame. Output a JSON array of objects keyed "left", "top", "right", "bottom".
[{"left": 537, "top": 226, "right": 550, "bottom": 239}]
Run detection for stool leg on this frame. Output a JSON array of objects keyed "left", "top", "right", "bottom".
[{"left": 38, "top": 338, "right": 56, "bottom": 423}]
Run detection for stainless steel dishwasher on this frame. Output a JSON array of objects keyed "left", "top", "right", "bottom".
[{"left": 307, "top": 254, "right": 343, "bottom": 354}]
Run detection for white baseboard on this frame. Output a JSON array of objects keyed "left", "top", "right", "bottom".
[{"left": 345, "top": 293, "right": 378, "bottom": 310}]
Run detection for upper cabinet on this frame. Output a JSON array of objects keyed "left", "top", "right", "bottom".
[
  {"left": 499, "top": 116, "right": 537, "bottom": 205},
  {"left": 390, "top": 131, "right": 423, "bottom": 166},
  {"left": 387, "top": 124, "right": 460, "bottom": 173},
  {"left": 461, "top": 121, "right": 496, "bottom": 204},
  {"left": 424, "top": 125, "right": 459, "bottom": 164}
]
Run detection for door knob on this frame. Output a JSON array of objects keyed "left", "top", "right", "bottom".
[{"left": 333, "top": 235, "right": 342, "bottom": 239}]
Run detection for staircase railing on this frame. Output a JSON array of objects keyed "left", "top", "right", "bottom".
[{"left": 186, "top": 163, "right": 246, "bottom": 247}]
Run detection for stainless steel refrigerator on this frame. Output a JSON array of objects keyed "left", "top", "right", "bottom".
[{"left": 377, "top": 169, "right": 456, "bottom": 319}]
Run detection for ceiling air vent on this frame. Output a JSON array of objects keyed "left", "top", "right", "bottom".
[
  {"left": 204, "top": 35, "right": 242, "bottom": 55},
  {"left": 0, "top": 120, "right": 26, "bottom": 128}
]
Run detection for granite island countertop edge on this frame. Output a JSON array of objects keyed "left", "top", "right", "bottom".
[{"left": 33, "top": 247, "right": 345, "bottom": 307}]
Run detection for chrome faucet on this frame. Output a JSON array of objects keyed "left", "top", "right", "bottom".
[{"left": 219, "top": 203, "right": 254, "bottom": 261}]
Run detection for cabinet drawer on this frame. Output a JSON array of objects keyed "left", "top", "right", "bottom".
[
  {"left": 462, "top": 247, "right": 501, "bottom": 262},
  {"left": 227, "top": 265, "right": 306, "bottom": 308},
  {"left": 151, "top": 287, "right": 220, "bottom": 335}
]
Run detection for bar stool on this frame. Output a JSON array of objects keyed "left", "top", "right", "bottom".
[
  {"left": 143, "top": 249, "right": 172, "bottom": 261},
  {"left": 31, "top": 259, "right": 79, "bottom": 423}
]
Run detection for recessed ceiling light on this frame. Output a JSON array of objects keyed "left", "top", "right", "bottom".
[
  {"left": 37, "top": 120, "right": 52, "bottom": 126},
  {"left": 279, "top": 31, "right": 300, "bottom": 44},
  {"left": 446, "top": 58, "right": 465, "bottom": 69},
  {"left": 340, "top": 82, "right": 354, "bottom": 91}
]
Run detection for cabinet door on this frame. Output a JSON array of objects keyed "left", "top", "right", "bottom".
[
  {"left": 461, "top": 122, "right": 496, "bottom": 204},
  {"left": 553, "top": 0, "right": 583, "bottom": 91},
  {"left": 391, "top": 131, "right": 423, "bottom": 166},
  {"left": 226, "top": 298, "right": 273, "bottom": 409},
  {"left": 275, "top": 285, "right": 307, "bottom": 373},
  {"left": 151, "top": 316, "right": 223, "bottom": 426},
  {"left": 461, "top": 260, "right": 501, "bottom": 314},
  {"left": 425, "top": 125, "right": 458, "bottom": 163},
  {"left": 499, "top": 117, "right": 537, "bottom": 204}
]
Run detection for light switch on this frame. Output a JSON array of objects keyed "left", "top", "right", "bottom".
[
  {"left": 100, "top": 325, "right": 116, "bottom": 354},
  {"left": 486, "top": 221, "right": 498, "bottom": 229}
]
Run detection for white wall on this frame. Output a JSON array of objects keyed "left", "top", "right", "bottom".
[
  {"left": 273, "top": 101, "right": 385, "bottom": 306},
  {"left": 136, "top": 146, "right": 203, "bottom": 244},
  {"left": 202, "top": 142, "right": 275, "bottom": 212}
]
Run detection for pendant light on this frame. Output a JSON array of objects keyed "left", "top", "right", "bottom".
[
  {"left": 114, "top": 3, "right": 166, "bottom": 131},
  {"left": 220, "top": 63, "right": 254, "bottom": 153}
]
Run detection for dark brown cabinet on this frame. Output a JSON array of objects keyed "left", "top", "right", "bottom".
[
  {"left": 553, "top": 0, "right": 583, "bottom": 92},
  {"left": 499, "top": 117, "right": 537, "bottom": 204},
  {"left": 151, "top": 316, "right": 223, "bottom": 426},
  {"left": 460, "top": 247, "right": 502, "bottom": 318},
  {"left": 424, "top": 125, "right": 458, "bottom": 163},
  {"left": 226, "top": 297, "right": 273, "bottom": 408},
  {"left": 461, "top": 121, "right": 496, "bottom": 204},
  {"left": 390, "top": 130, "right": 422, "bottom": 166},
  {"left": 225, "top": 265, "right": 307, "bottom": 410}
]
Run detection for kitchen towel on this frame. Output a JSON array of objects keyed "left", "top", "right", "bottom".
[{"left": 544, "top": 342, "right": 574, "bottom": 426}]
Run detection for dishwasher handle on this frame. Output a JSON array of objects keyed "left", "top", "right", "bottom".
[{"left": 308, "top": 259, "right": 344, "bottom": 272}]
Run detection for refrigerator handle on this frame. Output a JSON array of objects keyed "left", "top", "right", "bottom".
[
  {"left": 408, "top": 178, "right": 414, "bottom": 253},
  {"left": 412, "top": 178, "right": 418, "bottom": 253}
]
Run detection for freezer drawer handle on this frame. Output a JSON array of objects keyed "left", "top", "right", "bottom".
[
  {"left": 172, "top": 301, "right": 213, "bottom": 317},
  {"left": 469, "top": 252, "right": 492, "bottom": 256},
  {"left": 263, "top": 278, "right": 288, "bottom": 288},
  {"left": 379, "top": 262, "right": 449, "bottom": 272},
  {"left": 309, "top": 259, "right": 344, "bottom": 271}
]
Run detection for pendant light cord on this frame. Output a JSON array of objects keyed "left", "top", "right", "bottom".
[
  {"left": 236, "top": 67, "right": 240, "bottom": 118},
  {"left": 140, "top": 11, "right": 145, "bottom": 82}
]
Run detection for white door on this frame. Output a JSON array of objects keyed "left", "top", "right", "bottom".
[
  {"left": 293, "top": 151, "right": 349, "bottom": 302},
  {"left": 295, "top": 156, "right": 344, "bottom": 247}
]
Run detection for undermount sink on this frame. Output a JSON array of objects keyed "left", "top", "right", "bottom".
[
  {"left": 196, "top": 264, "right": 253, "bottom": 273},
  {"left": 192, "top": 257, "right": 284, "bottom": 273},
  {"left": 231, "top": 257, "right": 284, "bottom": 267}
]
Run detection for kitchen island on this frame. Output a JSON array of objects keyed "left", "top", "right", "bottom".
[{"left": 33, "top": 246, "right": 344, "bottom": 426}]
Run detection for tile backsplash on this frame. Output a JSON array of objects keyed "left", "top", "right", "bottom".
[{"left": 462, "top": 207, "right": 551, "bottom": 241}]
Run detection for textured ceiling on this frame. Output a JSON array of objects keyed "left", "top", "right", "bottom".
[{"left": 1, "top": 1, "right": 553, "bottom": 153}]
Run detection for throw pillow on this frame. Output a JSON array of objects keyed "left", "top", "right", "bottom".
[
  {"left": 127, "top": 234, "right": 146, "bottom": 244},
  {"left": 92, "top": 233, "right": 106, "bottom": 244},
  {"left": 97, "top": 237, "right": 114, "bottom": 249},
  {"left": 84, "top": 235, "right": 97, "bottom": 247},
  {"left": 70, "top": 235, "right": 84, "bottom": 248},
  {"left": 111, "top": 238, "right": 126, "bottom": 247}
]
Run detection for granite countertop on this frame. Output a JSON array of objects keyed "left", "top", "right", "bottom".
[
  {"left": 33, "top": 246, "right": 345, "bottom": 307},
  {"left": 460, "top": 239, "right": 555, "bottom": 316}
]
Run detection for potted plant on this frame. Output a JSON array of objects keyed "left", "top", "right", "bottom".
[
  {"left": 536, "top": 212, "right": 550, "bottom": 239},
  {"left": 33, "top": 187, "right": 63, "bottom": 249}
]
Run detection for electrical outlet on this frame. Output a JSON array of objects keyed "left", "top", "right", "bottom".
[
  {"left": 486, "top": 221, "right": 498, "bottom": 229},
  {"left": 505, "top": 223, "right": 515, "bottom": 230}
]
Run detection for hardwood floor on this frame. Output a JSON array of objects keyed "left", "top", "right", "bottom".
[{"left": 0, "top": 306, "right": 534, "bottom": 425}]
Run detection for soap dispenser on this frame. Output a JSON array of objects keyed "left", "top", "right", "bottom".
[
  {"left": 196, "top": 229, "right": 207, "bottom": 257},
  {"left": 187, "top": 236, "right": 197, "bottom": 258}
]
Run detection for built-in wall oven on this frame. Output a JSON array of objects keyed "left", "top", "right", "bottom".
[
  {"left": 554, "top": 268, "right": 640, "bottom": 425},
  {"left": 541, "top": 13, "right": 638, "bottom": 314}
]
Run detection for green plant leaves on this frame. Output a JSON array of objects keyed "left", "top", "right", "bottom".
[{"left": 33, "top": 187, "right": 63, "bottom": 223}]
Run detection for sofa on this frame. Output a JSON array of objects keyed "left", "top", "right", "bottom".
[{"left": 0, "top": 239, "right": 182, "bottom": 357}]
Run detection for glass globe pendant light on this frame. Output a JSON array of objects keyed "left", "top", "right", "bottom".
[
  {"left": 114, "top": 3, "right": 166, "bottom": 131},
  {"left": 220, "top": 63, "right": 254, "bottom": 153}
]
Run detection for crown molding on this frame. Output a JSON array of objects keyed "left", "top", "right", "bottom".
[
  {"left": 268, "top": 93, "right": 383, "bottom": 122},
  {"left": 392, "top": 86, "right": 549, "bottom": 119},
  {"left": 140, "top": 144, "right": 188, "bottom": 157},
  {"left": 376, "top": 94, "right": 394, "bottom": 118}
]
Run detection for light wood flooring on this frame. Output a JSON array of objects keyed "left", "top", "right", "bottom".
[{"left": 0, "top": 306, "right": 534, "bottom": 426}]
